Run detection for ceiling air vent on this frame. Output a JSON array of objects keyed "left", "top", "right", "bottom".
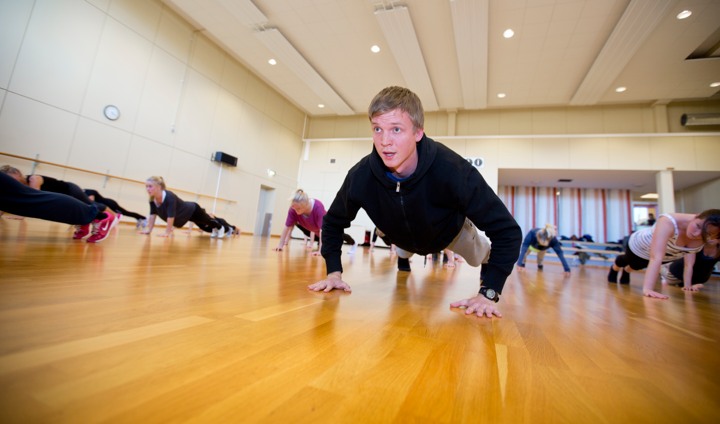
[{"left": 680, "top": 113, "right": 720, "bottom": 127}]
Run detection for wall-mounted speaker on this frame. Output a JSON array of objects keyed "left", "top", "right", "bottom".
[{"left": 212, "top": 151, "right": 238, "bottom": 167}]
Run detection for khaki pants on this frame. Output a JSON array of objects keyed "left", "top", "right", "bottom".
[{"left": 394, "top": 218, "right": 491, "bottom": 267}]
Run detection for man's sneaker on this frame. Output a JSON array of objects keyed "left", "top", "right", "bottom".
[
  {"left": 217, "top": 226, "right": 225, "bottom": 238},
  {"left": 537, "top": 264, "right": 544, "bottom": 271},
  {"left": 211, "top": 228, "right": 219, "bottom": 238},
  {"left": 397, "top": 257, "right": 411, "bottom": 272},
  {"left": 619, "top": 270, "right": 630, "bottom": 284},
  {"left": 87, "top": 213, "right": 119, "bottom": 243},
  {"left": 73, "top": 224, "right": 90, "bottom": 239}
]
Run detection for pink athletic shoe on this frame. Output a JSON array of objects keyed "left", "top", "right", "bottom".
[
  {"left": 86, "top": 213, "right": 119, "bottom": 243},
  {"left": 73, "top": 224, "right": 90, "bottom": 239}
]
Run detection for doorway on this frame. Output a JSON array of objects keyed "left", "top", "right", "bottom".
[{"left": 254, "top": 185, "right": 276, "bottom": 236}]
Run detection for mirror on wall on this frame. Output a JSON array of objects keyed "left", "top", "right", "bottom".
[{"left": 632, "top": 202, "right": 657, "bottom": 232}]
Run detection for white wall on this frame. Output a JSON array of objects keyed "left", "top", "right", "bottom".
[
  {"left": 0, "top": 0, "right": 305, "bottom": 235},
  {"left": 676, "top": 178, "right": 720, "bottom": 213}
]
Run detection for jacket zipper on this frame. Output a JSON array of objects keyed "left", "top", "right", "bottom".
[{"left": 396, "top": 181, "right": 417, "bottom": 251}]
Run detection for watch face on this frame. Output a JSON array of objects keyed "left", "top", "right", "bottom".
[
  {"left": 485, "top": 288, "right": 496, "bottom": 299},
  {"left": 104, "top": 105, "right": 120, "bottom": 121}
]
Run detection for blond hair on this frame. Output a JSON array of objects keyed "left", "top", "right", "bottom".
[
  {"left": 543, "top": 223, "right": 557, "bottom": 239},
  {"left": 291, "top": 189, "right": 309, "bottom": 205},
  {"left": 0, "top": 165, "right": 21, "bottom": 176},
  {"left": 146, "top": 176, "right": 166, "bottom": 200},
  {"left": 0, "top": 165, "right": 25, "bottom": 183},
  {"left": 537, "top": 224, "right": 557, "bottom": 246},
  {"left": 146, "top": 176, "right": 166, "bottom": 190}
]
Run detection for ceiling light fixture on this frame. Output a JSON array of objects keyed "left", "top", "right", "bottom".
[
  {"left": 375, "top": 4, "right": 439, "bottom": 110},
  {"left": 217, "top": 0, "right": 268, "bottom": 27},
  {"left": 711, "top": 82, "right": 720, "bottom": 88},
  {"left": 503, "top": 29, "right": 514, "bottom": 38},
  {"left": 615, "top": 86, "right": 627, "bottom": 93},
  {"left": 676, "top": 10, "right": 692, "bottom": 19},
  {"left": 318, "top": 104, "right": 325, "bottom": 108},
  {"left": 266, "top": 169, "right": 276, "bottom": 177},
  {"left": 497, "top": 93, "right": 506, "bottom": 98},
  {"left": 254, "top": 27, "right": 353, "bottom": 115},
  {"left": 220, "top": 0, "right": 352, "bottom": 115},
  {"left": 640, "top": 193, "right": 659, "bottom": 199},
  {"left": 370, "top": 45, "right": 380, "bottom": 53},
  {"left": 268, "top": 58, "right": 276, "bottom": 65},
  {"left": 450, "top": 0, "right": 489, "bottom": 109}
]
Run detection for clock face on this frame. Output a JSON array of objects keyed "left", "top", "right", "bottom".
[{"left": 103, "top": 105, "right": 120, "bottom": 121}]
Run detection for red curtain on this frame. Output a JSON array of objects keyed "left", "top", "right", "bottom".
[{"left": 499, "top": 186, "right": 632, "bottom": 243}]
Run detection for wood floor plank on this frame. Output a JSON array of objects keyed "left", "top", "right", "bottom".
[{"left": 0, "top": 316, "right": 213, "bottom": 375}]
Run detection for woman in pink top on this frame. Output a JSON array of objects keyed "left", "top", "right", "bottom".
[{"left": 274, "top": 189, "right": 354, "bottom": 255}]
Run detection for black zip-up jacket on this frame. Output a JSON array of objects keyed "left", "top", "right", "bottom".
[{"left": 321, "top": 134, "right": 521, "bottom": 294}]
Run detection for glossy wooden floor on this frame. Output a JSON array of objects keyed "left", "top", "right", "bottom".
[{"left": 1, "top": 217, "right": 719, "bottom": 423}]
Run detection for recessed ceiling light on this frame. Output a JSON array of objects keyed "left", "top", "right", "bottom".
[
  {"left": 711, "top": 82, "right": 720, "bottom": 88},
  {"left": 268, "top": 58, "right": 277, "bottom": 65},
  {"left": 641, "top": 193, "right": 658, "bottom": 199},
  {"left": 615, "top": 86, "right": 627, "bottom": 93},
  {"left": 503, "top": 29, "right": 514, "bottom": 39},
  {"left": 497, "top": 93, "right": 506, "bottom": 98},
  {"left": 318, "top": 104, "right": 325, "bottom": 108},
  {"left": 676, "top": 10, "right": 692, "bottom": 19},
  {"left": 370, "top": 45, "right": 380, "bottom": 53}
]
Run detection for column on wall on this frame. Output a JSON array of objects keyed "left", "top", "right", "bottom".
[
  {"left": 656, "top": 169, "right": 675, "bottom": 214},
  {"left": 653, "top": 104, "right": 669, "bottom": 133}
]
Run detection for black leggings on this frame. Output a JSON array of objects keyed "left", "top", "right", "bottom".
[
  {"left": 0, "top": 173, "right": 106, "bottom": 225},
  {"left": 613, "top": 247, "right": 650, "bottom": 271},
  {"left": 196, "top": 216, "right": 235, "bottom": 234},
  {"left": 62, "top": 181, "right": 94, "bottom": 205},
  {"left": 296, "top": 224, "right": 355, "bottom": 245},
  {"left": 98, "top": 198, "right": 145, "bottom": 220},
  {"left": 186, "top": 204, "right": 222, "bottom": 232}
]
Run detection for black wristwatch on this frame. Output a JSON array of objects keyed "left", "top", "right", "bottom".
[{"left": 479, "top": 286, "right": 499, "bottom": 303}]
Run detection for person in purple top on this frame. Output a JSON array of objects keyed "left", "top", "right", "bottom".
[{"left": 274, "top": 189, "right": 354, "bottom": 255}]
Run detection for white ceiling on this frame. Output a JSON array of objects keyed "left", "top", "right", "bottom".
[{"left": 162, "top": 0, "right": 720, "bottom": 197}]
